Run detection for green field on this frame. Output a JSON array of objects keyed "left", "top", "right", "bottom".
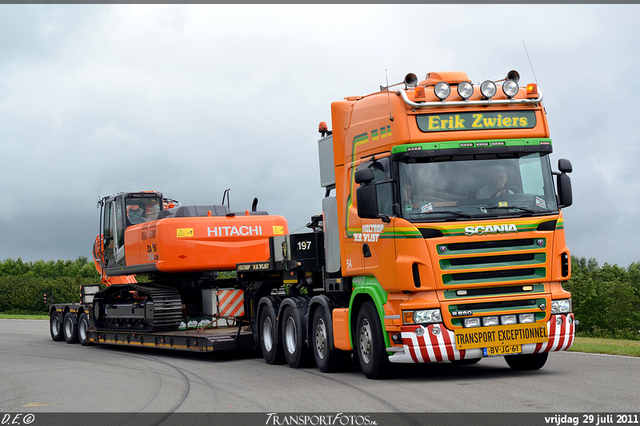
[{"left": 569, "top": 336, "right": 640, "bottom": 357}]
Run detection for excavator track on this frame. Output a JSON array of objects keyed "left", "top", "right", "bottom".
[{"left": 92, "top": 283, "right": 183, "bottom": 333}]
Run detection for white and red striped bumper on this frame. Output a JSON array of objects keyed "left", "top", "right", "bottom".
[{"left": 387, "top": 313, "right": 575, "bottom": 363}]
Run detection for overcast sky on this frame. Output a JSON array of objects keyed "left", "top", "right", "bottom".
[{"left": 1, "top": 4, "right": 639, "bottom": 268}]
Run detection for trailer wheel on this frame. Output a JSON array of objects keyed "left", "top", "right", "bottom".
[
  {"left": 50, "top": 312, "right": 64, "bottom": 341},
  {"left": 63, "top": 312, "right": 78, "bottom": 344},
  {"left": 77, "top": 312, "right": 92, "bottom": 346},
  {"left": 356, "top": 301, "right": 392, "bottom": 379},
  {"left": 282, "top": 306, "right": 313, "bottom": 368},
  {"left": 312, "top": 306, "right": 351, "bottom": 373},
  {"left": 259, "top": 305, "right": 284, "bottom": 364},
  {"left": 505, "top": 352, "right": 548, "bottom": 370}
]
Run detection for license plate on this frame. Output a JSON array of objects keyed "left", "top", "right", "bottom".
[{"left": 483, "top": 344, "right": 522, "bottom": 357}]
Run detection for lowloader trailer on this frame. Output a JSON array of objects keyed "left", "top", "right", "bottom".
[{"left": 49, "top": 69, "right": 575, "bottom": 379}]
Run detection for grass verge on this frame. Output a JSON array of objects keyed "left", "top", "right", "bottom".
[
  {"left": 0, "top": 313, "right": 49, "bottom": 320},
  {"left": 569, "top": 336, "right": 640, "bottom": 358}
]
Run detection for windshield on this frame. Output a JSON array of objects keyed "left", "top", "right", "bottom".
[
  {"left": 398, "top": 152, "right": 558, "bottom": 220},
  {"left": 125, "top": 196, "right": 161, "bottom": 225}
]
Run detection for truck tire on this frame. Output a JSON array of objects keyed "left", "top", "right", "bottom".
[
  {"left": 63, "top": 312, "right": 79, "bottom": 344},
  {"left": 259, "top": 305, "right": 284, "bottom": 364},
  {"left": 281, "top": 306, "right": 313, "bottom": 368},
  {"left": 77, "top": 312, "right": 92, "bottom": 346},
  {"left": 312, "top": 306, "right": 351, "bottom": 373},
  {"left": 50, "top": 312, "right": 64, "bottom": 341},
  {"left": 505, "top": 352, "right": 548, "bottom": 370},
  {"left": 355, "top": 301, "right": 392, "bottom": 379}
]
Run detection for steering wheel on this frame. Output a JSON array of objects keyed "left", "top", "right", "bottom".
[{"left": 493, "top": 186, "right": 521, "bottom": 197}]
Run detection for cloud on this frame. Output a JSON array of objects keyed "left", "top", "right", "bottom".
[{"left": 1, "top": 4, "right": 639, "bottom": 268}]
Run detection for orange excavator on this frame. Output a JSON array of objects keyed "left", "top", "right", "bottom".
[{"left": 91, "top": 191, "right": 288, "bottom": 332}]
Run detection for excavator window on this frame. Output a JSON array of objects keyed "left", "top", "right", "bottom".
[{"left": 125, "top": 196, "right": 162, "bottom": 226}]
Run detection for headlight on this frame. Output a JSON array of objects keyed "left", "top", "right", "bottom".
[
  {"left": 434, "top": 82, "right": 451, "bottom": 100},
  {"left": 551, "top": 299, "right": 572, "bottom": 314},
  {"left": 480, "top": 80, "right": 497, "bottom": 99},
  {"left": 464, "top": 317, "right": 481, "bottom": 328},
  {"left": 482, "top": 316, "right": 499, "bottom": 327},
  {"left": 457, "top": 81, "right": 474, "bottom": 100},
  {"left": 404, "top": 309, "right": 442, "bottom": 324},
  {"left": 519, "top": 313, "right": 535, "bottom": 323},
  {"left": 501, "top": 315, "right": 517, "bottom": 325},
  {"left": 502, "top": 79, "right": 519, "bottom": 98}
]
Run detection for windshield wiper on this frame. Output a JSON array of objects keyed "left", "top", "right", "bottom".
[
  {"left": 421, "top": 210, "right": 473, "bottom": 219},
  {"left": 491, "top": 205, "right": 536, "bottom": 214}
]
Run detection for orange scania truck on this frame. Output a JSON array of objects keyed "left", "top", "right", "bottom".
[{"left": 48, "top": 69, "right": 574, "bottom": 380}]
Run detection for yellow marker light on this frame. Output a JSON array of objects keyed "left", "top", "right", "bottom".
[
  {"left": 414, "top": 86, "right": 426, "bottom": 102},
  {"left": 527, "top": 83, "right": 539, "bottom": 98},
  {"left": 403, "top": 311, "right": 415, "bottom": 324}
]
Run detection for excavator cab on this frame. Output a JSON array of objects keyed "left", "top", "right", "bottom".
[{"left": 97, "top": 192, "right": 164, "bottom": 269}]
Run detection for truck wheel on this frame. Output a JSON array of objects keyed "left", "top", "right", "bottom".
[
  {"left": 77, "top": 312, "right": 92, "bottom": 346},
  {"left": 505, "top": 352, "right": 548, "bottom": 370},
  {"left": 356, "top": 301, "right": 392, "bottom": 379},
  {"left": 259, "top": 305, "right": 284, "bottom": 364},
  {"left": 50, "top": 312, "right": 64, "bottom": 341},
  {"left": 282, "top": 306, "right": 313, "bottom": 368},
  {"left": 312, "top": 306, "right": 351, "bottom": 373},
  {"left": 63, "top": 312, "right": 79, "bottom": 344}
]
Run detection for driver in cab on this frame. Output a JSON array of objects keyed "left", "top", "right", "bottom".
[{"left": 476, "top": 170, "right": 513, "bottom": 199}]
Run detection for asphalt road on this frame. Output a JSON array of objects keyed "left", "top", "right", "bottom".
[{"left": 1, "top": 319, "right": 639, "bottom": 415}]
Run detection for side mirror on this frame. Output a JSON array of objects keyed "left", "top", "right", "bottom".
[
  {"left": 557, "top": 167, "right": 573, "bottom": 208},
  {"left": 356, "top": 184, "right": 378, "bottom": 219},
  {"left": 558, "top": 158, "right": 573, "bottom": 174},
  {"left": 354, "top": 168, "right": 374, "bottom": 184}
]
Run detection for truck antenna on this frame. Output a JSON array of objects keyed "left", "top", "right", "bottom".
[
  {"left": 385, "top": 69, "right": 394, "bottom": 122},
  {"left": 523, "top": 39, "right": 539, "bottom": 85}
]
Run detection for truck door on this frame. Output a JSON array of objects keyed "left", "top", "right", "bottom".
[
  {"left": 102, "top": 196, "right": 126, "bottom": 267},
  {"left": 354, "top": 157, "right": 396, "bottom": 275}
]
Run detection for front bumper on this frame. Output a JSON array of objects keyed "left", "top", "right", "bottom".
[{"left": 387, "top": 313, "right": 575, "bottom": 363}]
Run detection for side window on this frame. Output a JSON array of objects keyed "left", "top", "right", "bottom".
[
  {"left": 115, "top": 200, "right": 125, "bottom": 249},
  {"left": 103, "top": 202, "right": 114, "bottom": 243}
]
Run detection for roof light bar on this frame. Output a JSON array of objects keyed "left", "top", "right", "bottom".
[
  {"left": 480, "top": 80, "right": 497, "bottom": 99},
  {"left": 457, "top": 81, "right": 474, "bottom": 100},
  {"left": 434, "top": 82, "right": 451, "bottom": 101},
  {"left": 502, "top": 79, "right": 519, "bottom": 98}
]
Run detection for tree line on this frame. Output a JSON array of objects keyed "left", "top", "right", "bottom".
[
  {"left": 0, "top": 257, "right": 99, "bottom": 313},
  {"left": 0, "top": 255, "right": 639, "bottom": 340},
  {"left": 564, "top": 256, "right": 640, "bottom": 340}
]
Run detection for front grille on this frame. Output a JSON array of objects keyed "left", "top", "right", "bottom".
[
  {"left": 446, "top": 238, "right": 535, "bottom": 252},
  {"left": 438, "top": 237, "right": 547, "bottom": 286},
  {"left": 455, "top": 299, "right": 537, "bottom": 311}
]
